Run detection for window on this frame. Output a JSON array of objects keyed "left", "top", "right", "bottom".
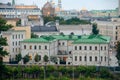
[
  {"left": 62, "top": 42, "right": 64, "bottom": 45},
  {"left": 95, "top": 56, "right": 97, "bottom": 61},
  {"left": 13, "top": 48, "right": 14, "bottom": 52},
  {"left": 75, "top": 46, "right": 77, "bottom": 50},
  {"left": 58, "top": 43, "right": 61, "bottom": 45},
  {"left": 13, "top": 42, "right": 14, "bottom": 46},
  {"left": 16, "top": 41, "right": 17, "bottom": 46},
  {"left": 104, "top": 46, "right": 106, "bottom": 50},
  {"left": 21, "top": 34, "right": 23, "bottom": 39},
  {"left": 90, "top": 56, "right": 92, "bottom": 61},
  {"left": 16, "top": 48, "right": 17, "bottom": 52},
  {"left": 39, "top": 46, "right": 41, "bottom": 49},
  {"left": 79, "top": 46, "right": 82, "bottom": 50},
  {"left": 104, "top": 56, "right": 106, "bottom": 62},
  {"left": 16, "top": 35, "right": 17, "bottom": 39},
  {"left": 101, "top": 46, "right": 103, "bottom": 50},
  {"left": 12, "top": 35, "right": 14, "bottom": 39},
  {"left": 90, "top": 46, "right": 92, "bottom": 50},
  {"left": 84, "top": 56, "right": 87, "bottom": 61},
  {"left": 30, "top": 45, "right": 32, "bottom": 49},
  {"left": 24, "top": 45, "right": 26, "bottom": 49},
  {"left": 75, "top": 56, "right": 77, "bottom": 61},
  {"left": 34, "top": 45, "right": 37, "bottom": 49},
  {"left": 79, "top": 56, "right": 82, "bottom": 61},
  {"left": 101, "top": 56, "right": 103, "bottom": 61},
  {"left": 19, "top": 34, "right": 20, "bottom": 39},
  {"left": 45, "top": 46, "right": 47, "bottom": 50},
  {"left": 84, "top": 46, "right": 87, "bottom": 50},
  {"left": 95, "top": 46, "right": 97, "bottom": 50}
]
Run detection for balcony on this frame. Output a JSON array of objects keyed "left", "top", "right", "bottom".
[{"left": 57, "top": 50, "right": 72, "bottom": 55}]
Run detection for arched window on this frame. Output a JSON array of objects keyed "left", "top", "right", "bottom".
[
  {"left": 34, "top": 45, "right": 37, "bottom": 49},
  {"left": 24, "top": 45, "right": 26, "bottom": 49},
  {"left": 90, "top": 56, "right": 92, "bottom": 61},
  {"left": 95, "top": 56, "right": 97, "bottom": 61},
  {"left": 84, "top": 56, "right": 87, "bottom": 61},
  {"left": 75, "top": 46, "right": 77, "bottom": 50},
  {"left": 79, "top": 56, "right": 82, "bottom": 61},
  {"left": 30, "top": 45, "right": 32, "bottom": 49}
]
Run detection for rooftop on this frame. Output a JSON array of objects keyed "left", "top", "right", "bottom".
[{"left": 21, "top": 34, "right": 110, "bottom": 44}]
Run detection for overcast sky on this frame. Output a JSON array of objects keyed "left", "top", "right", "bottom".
[{"left": 0, "top": 0, "right": 118, "bottom": 10}]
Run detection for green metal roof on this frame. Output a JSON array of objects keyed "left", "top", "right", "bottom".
[
  {"left": 21, "top": 34, "right": 110, "bottom": 44},
  {"left": 73, "top": 35, "right": 110, "bottom": 44}
]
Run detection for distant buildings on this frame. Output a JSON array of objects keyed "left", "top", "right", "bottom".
[
  {"left": 42, "top": 1, "right": 55, "bottom": 16},
  {"left": 0, "top": 0, "right": 41, "bottom": 19},
  {"left": 94, "top": 19, "right": 120, "bottom": 46}
]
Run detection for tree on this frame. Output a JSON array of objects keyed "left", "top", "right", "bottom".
[
  {"left": 50, "top": 56, "right": 58, "bottom": 64},
  {"left": 116, "top": 41, "right": 120, "bottom": 66},
  {"left": 92, "top": 23, "right": 99, "bottom": 35},
  {"left": 31, "top": 33, "right": 39, "bottom": 38},
  {"left": 0, "top": 17, "right": 13, "bottom": 63},
  {"left": 16, "top": 19, "right": 21, "bottom": 26},
  {"left": 43, "top": 55, "right": 48, "bottom": 62},
  {"left": 15, "top": 53, "right": 22, "bottom": 63},
  {"left": 0, "top": 17, "right": 13, "bottom": 79},
  {"left": 34, "top": 54, "right": 41, "bottom": 62},
  {"left": 23, "top": 55, "right": 30, "bottom": 64}
]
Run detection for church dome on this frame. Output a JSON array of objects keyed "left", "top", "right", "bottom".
[{"left": 43, "top": 1, "right": 54, "bottom": 8}]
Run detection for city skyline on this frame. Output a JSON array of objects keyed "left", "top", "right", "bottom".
[{"left": 0, "top": 0, "right": 118, "bottom": 10}]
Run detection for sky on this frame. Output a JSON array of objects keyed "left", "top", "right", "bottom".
[{"left": 0, "top": 0, "right": 118, "bottom": 10}]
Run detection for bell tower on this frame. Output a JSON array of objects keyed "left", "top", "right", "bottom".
[{"left": 12, "top": 0, "right": 15, "bottom": 6}]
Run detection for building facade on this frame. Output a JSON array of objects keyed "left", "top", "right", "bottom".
[
  {"left": 20, "top": 34, "right": 118, "bottom": 66},
  {"left": 2, "top": 30, "right": 26, "bottom": 62},
  {"left": 95, "top": 20, "right": 120, "bottom": 46},
  {"left": 42, "top": 1, "right": 55, "bottom": 16},
  {"left": 0, "top": 3, "right": 41, "bottom": 19}
]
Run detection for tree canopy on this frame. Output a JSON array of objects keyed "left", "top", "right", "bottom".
[
  {"left": 31, "top": 33, "right": 39, "bottom": 38},
  {"left": 43, "top": 16, "right": 91, "bottom": 25},
  {"left": 43, "top": 55, "right": 48, "bottom": 62},
  {"left": 0, "top": 17, "right": 13, "bottom": 62},
  {"left": 15, "top": 53, "right": 22, "bottom": 63},
  {"left": 92, "top": 23, "right": 99, "bottom": 35}
]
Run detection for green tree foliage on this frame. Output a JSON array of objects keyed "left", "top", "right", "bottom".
[
  {"left": 0, "top": 18, "right": 13, "bottom": 32},
  {"left": 116, "top": 41, "right": 120, "bottom": 65},
  {"left": 92, "top": 23, "right": 99, "bottom": 35},
  {"left": 43, "top": 16, "right": 91, "bottom": 25},
  {"left": 23, "top": 55, "right": 30, "bottom": 64},
  {"left": 50, "top": 56, "right": 58, "bottom": 63},
  {"left": 43, "top": 55, "right": 48, "bottom": 62},
  {"left": 16, "top": 19, "right": 21, "bottom": 26},
  {"left": 0, "top": 17, "right": 13, "bottom": 79},
  {"left": 31, "top": 33, "right": 39, "bottom": 38},
  {"left": 34, "top": 54, "right": 41, "bottom": 62},
  {"left": 0, "top": 17, "right": 13, "bottom": 62},
  {"left": 15, "top": 53, "right": 22, "bottom": 63}
]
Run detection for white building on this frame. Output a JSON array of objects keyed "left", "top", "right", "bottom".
[
  {"left": 58, "top": 25, "right": 92, "bottom": 35},
  {"left": 0, "top": 3, "right": 41, "bottom": 19},
  {"left": 95, "top": 20, "right": 120, "bottom": 46},
  {"left": 1, "top": 30, "right": 26, "bottom": 61},
  {"left": 20, "top": 34, "right": 118, "bottom": 66}
]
